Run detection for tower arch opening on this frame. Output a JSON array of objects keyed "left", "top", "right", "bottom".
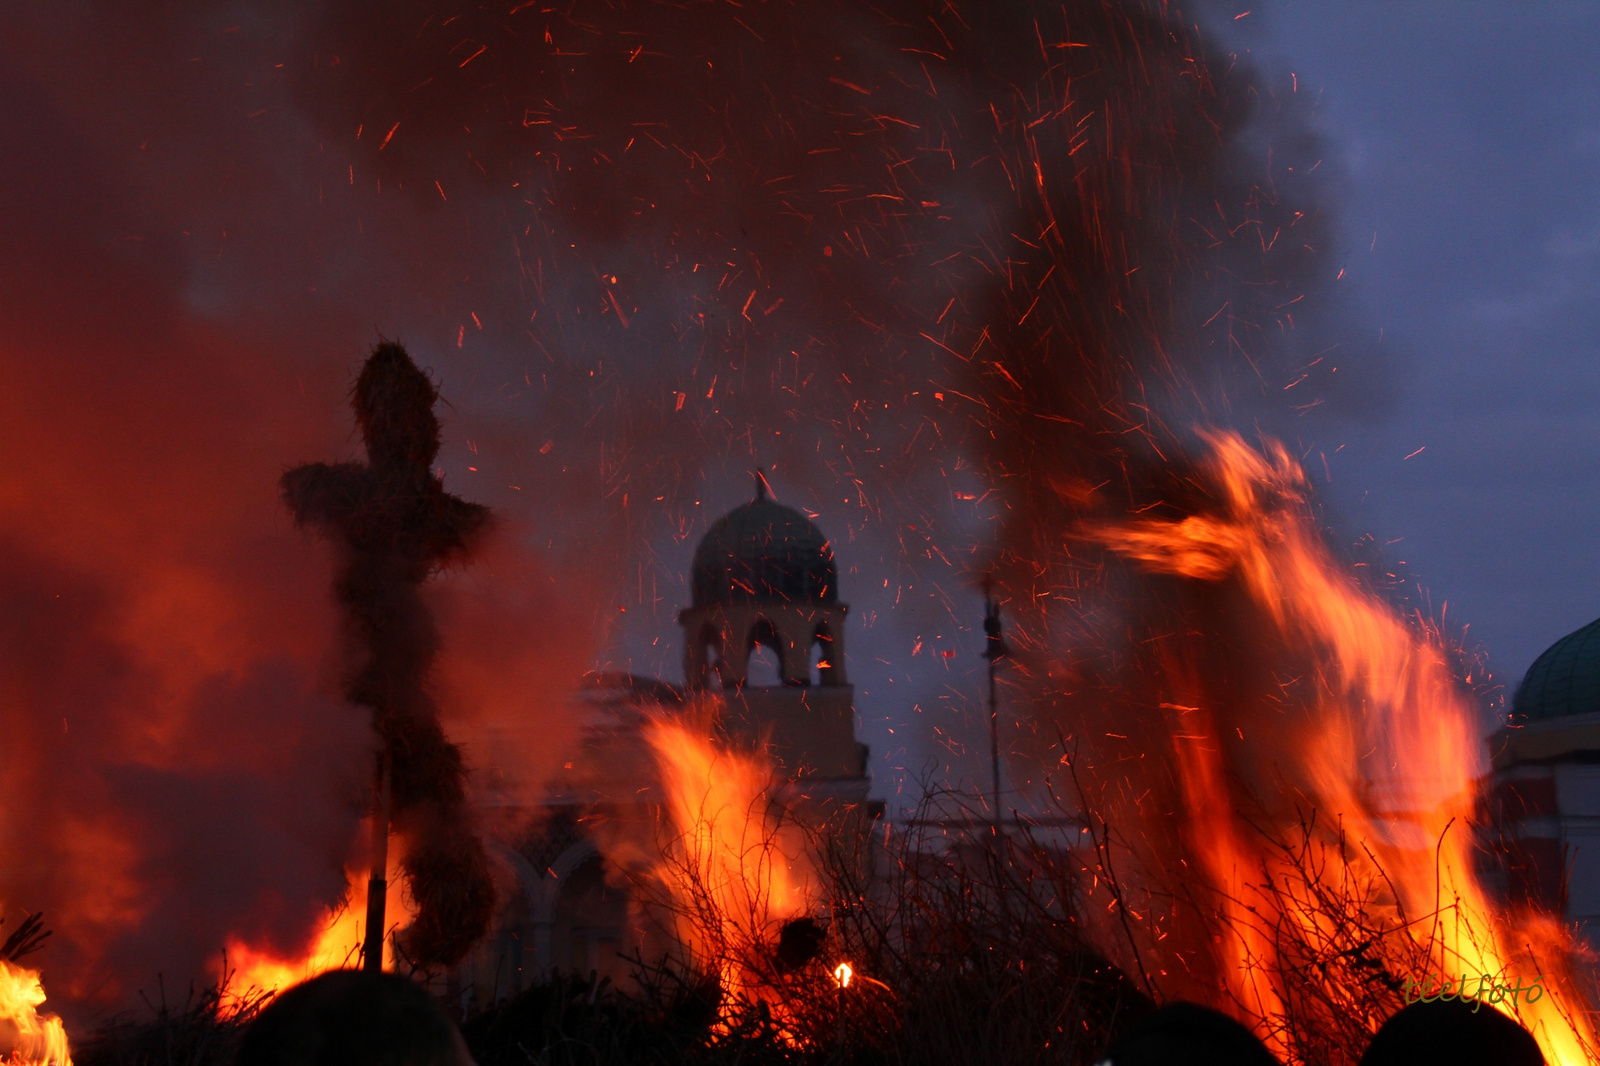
[
  {"left": 689, "top": 621, "right": 724, "bottom": 691},
  {"left": 746, "top": 615, "right": 789, "bottom": 688}
]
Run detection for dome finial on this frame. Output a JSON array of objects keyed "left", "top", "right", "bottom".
[{"left": 754, "top": 467, "right": 770, "bottom": 502}]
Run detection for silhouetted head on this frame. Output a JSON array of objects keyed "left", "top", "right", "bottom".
[
  {"left": 1098, "top": 1001, "right": 1279, "bottom": 1066},
  {"left": 236, "top": 970, "right": 474, "bottom": 1066},
  {"left": 354, "top": 343, "right": 442, "bottom": 474},
  {"left": 1360, "top": 999, "right": 1543, "bottom": 1066},
  {"left": 774, "top": 916, "right": 826, "bottom": 972}
]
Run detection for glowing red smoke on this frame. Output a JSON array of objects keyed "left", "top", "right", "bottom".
[{"left": 0, "top": 0, "right": 1348, "bottom": 1029}]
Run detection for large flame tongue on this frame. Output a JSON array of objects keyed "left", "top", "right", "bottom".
[
  {"left": 642, "top": 705, "right": 819, "bottom": 1031},
  {"left": 1093, "top": 429, "right": 1595, "bottom": 1065},
  {"left": 0, "top": 958, "right": 70, "bottom": 1066},
  {"left": 223, "top": 845, "right": 418, "bottom": 998}
]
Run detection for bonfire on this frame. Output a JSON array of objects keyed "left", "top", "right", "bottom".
[{"left": 0, "top": 3, "right": 1593, "bottom": 1066}]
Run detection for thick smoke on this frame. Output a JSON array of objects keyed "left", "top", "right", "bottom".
[
  {"left": 276, "top": 0, "right": 1355, "bottom": 781},
  {"left": 0, "top": 13, "right": 589, "bottom": 1022},
  {"left": 282, "top": 344, "right": 495, "bottom": 968},
  {"left": 275, "top": 0, "right": 1372, "bottom": 1005},
  {"left": 0, "top": 65, "right": 367, "bottom": 1020},
  {"left": 0, "top": 0, "right": 1355, "bottom": 1021}
]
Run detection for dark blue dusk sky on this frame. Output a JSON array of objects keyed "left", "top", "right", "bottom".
[{"left": 1216, "top": 2, "right": 1600, "bottom": 707}]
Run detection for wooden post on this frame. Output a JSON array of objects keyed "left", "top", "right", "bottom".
[{"left": 362, "top": 754, "right": 391, "bottom": 972}]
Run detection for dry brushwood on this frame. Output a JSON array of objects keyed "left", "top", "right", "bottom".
[
  {"left": 1196, "top": 811, "right": 1600, "bottom": 1066},
  {"left": 463, "top": 764, "right": 1600, "bottom": 1066},
  {"left": 605, "top": 782, "right": 1152, "bottom": 1066},
  {"left": 76, "top": 972, "right": 273, "bottom": 1066},
  {"left": 0, "top": 911, "right": 51, "bottom": 964}
]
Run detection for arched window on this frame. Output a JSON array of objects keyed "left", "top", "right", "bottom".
[
  {"left": 697, "top": 622, "right": 724, "bottom": 690},
  {"left": 746, "top": 616, "right": 784, "bottom": 687}
]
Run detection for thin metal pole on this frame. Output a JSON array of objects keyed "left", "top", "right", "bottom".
[
  {"left": 988, "top": 652, "right": 1000, "bottom": 832},
  {"left": 982, "top": 581, "right": 1007, "bottom": 834},
  {"left": 362, "top": 753, "right": 391, "bottom": 973}
]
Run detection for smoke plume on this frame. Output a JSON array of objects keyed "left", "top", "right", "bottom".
[{"left": 0, "top": 0, "right": 1356, "bottom": 1021}]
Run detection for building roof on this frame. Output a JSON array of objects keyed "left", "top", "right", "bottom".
[
  {"left": 690, "top": 487, "right": 837, "bottom": 606},
  {"left": 1512, "top": 616, "right": 1600, "bottom": 721}
]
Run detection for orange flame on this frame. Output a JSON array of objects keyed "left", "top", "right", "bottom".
[
  {"left": 643, "top": 707, "right": 818, "bottom": 1011},
  {"left": 221, "top": 848, "right": 417, "bottom": 999},
  {"left": 0, "top": 958, "right": 70, "bottom": 1066},
  {"left": 1096, "top": 428, "right": 1596, "bottom": 1064}
]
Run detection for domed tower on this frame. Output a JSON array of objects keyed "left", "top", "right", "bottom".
[
  {"left": 679, "top": 477, "right": 869, "bottom": 790},
  {"left": 1489, "top": 617, "right": 1600, "bottom": 938}
]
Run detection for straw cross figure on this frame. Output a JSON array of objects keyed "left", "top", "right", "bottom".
[{"left": 282, "top": 342, "right": 494, "bottom": 970}]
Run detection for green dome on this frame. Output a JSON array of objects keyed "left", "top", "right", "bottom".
[
  {"left": 1512, "top": 617, "right": 1600, "bottom": 721},
  {"left": 691, "top": 494, "right": 836, "bottom": 607}
]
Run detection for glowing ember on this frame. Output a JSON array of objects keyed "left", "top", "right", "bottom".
[
  {"left": 643, "top": 705, "right": 819, "bottom": 1012},
  {"left": 222, "top": 849, "right": 417, "bottom": 999},
  {"left": 0, "top": 959, "right": 70, "bottom": 1066},
  {"left": 1095, "top": 429, "right": 1597, "bottom": 1065}
]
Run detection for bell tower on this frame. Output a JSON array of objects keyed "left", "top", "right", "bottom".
[{"left": 678, "top": 475, "right": 869, "bottom": 792}]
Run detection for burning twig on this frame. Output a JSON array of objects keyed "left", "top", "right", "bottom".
[
  {"left": 75, "top": 971, "right": 272, "bottom": 1066},
  {"left": 0, "top": 914, "right": 50, "bottom": 966},
  {"left": 1054, "top": 738, "right": 1156, "bottom": 1001}
]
